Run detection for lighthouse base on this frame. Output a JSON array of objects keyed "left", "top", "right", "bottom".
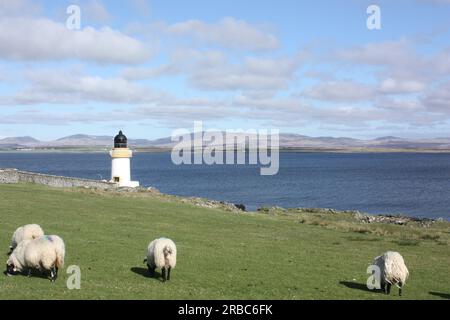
[
  {"left": 117, "top": 180, "right": 140, "bottom": 188},
  {"left": 110, "top": 179, "right": 140, "bottom": 188}
]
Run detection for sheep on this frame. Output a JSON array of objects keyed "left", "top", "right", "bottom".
[
  {"left": 39, "top": 235, "right": 65, "bottom": 277},
  {"left": 6, "top": 236, "right": 64, "bottom": 281},
  {"left": 9, "top": 224, "right": 44, "bottom": 254},
  {"left": 373, "top": 251, "right": 409, "bottom": 296},
  {"left": 143, "top": 238, "right": 177, "bottom": 282}
]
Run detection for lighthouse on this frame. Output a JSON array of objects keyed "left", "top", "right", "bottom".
[{"left": 110, "top": 130, "right": 139, "bottom": 188}]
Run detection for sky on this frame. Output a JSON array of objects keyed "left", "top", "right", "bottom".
[{"left": 0, "top": 0, "right": 449, "bottom": 140}]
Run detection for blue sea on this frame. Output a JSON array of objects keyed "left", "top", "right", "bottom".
[{"left": 1, "top": 152, "right": 450, "bottom": 220}]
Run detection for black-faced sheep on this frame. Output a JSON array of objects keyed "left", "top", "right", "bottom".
[
  {"left": 6, "top": 236, "right": 65, "bottom": 281},
  {"left": 143, "top": 238, "right": 177, "bottom": 282},
  {"left": 373, "top": 251, "right": 409, "bottom": 296},
  {"left": 40, "top": 235, "right": 65, "bottom": 277}
]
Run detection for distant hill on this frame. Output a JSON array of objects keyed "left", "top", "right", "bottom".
[
  {"left": 1, "top": 133, "right": 450, "bottom": 151},
  {"left": 0, "top": 136, "right": 40, "bottom": 145},
  {"left": 51, "top": 134, "right": 113, "bottom": 147}
]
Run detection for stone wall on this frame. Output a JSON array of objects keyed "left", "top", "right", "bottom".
[
  {"left": 0, "top": 168, "right": 117, "bottom": 189},
  {"left": 0, "top": 169, "right": 19, "bottom": 184}
]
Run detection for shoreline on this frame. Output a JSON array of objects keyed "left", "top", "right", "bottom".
[{"left": 95, "top": 185, "right": 450, "bottom": 223}]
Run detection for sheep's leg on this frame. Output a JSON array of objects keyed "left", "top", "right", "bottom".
[
  {"left": 167, "top": 267, "right": 171, "bottom": 281},
  {"left": 161, "top": 267, "right": 166, "bottom": 282},
  {"left": 50, "top": 266, "right": 57, "bottom": 282},
  {"left": 380, "top": 282, "right": 385, "bottom": 293},
  {"left": 398, "top": 282, "right": 403, "bottom": 297},
  {"left": 147, "top": 264, "right": 155, "bottom": 276},
  {"left": 386, "top": 283, "right": 391, "bottom": 295},
  {"left": 27, "top": 268, "right": 32, "bottom": 277}
]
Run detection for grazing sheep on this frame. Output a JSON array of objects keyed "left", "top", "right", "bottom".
[
  {"left": 6, "top": 237, "right": 63, "bottom": 281},
  {"left": 9, "top": 224, "right": 44, "bottom": 254},
  {"left": 40, "top": 235, "right": 65, "bottom": 276},
  {"left": 373, "top": 251, "right": 409, "bottom": 296},
  {"left": 143, "top": 238, "right": 177, "bottom": 282}
]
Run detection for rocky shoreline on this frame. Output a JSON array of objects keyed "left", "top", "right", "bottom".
[
  {"left": 256, "top": 206, "right": 444, "bottom": 227},
  {"left": 84, "top": 185, "right": 448, "bottom": 227}
]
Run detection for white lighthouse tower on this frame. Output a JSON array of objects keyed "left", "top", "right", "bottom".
[{"left": 110, "top": 130, "right": 139, "bottom": 188}]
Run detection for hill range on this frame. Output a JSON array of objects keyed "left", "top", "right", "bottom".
[{"left": 2, "top": 133, "right": 450, "bottom": 152}]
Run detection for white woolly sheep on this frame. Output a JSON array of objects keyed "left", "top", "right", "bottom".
[
  {"left": 6, "top": 236, "right": 64, "bottom": 281},
  {"left": 143, "top": 238, "right": 177, "bottom": 282},
  {"left": 9, "top": 224, "right": 44, "bottom": 254},
  {"left": 39, "top": 235, "right": 65, "bottom": 276},
  {"left": 373, "top": 251, "right": 409, "bottom": 296}
]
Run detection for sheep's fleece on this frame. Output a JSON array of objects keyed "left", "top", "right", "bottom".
[
  {"left": 7, "top": 237, "right": 62, "bottom": 274},
  {"left": 10, "top": 224, "right": 44, "bottom": 250},
  {"left": 146, "top": 237, "right": 177, "bottom": 269},
  {"left": 373, "top": 251, "right": 409, "bottom": 287}
]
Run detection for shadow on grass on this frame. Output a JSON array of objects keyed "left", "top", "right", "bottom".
[
  {"left": 3, "top": 270, "right": 52, "bottom": 281},
  {"left": 429, "top": 292, "right": 450, "bottom": 299},
  {"left": 130, "top": 267, "right": 163, "bottom": 282},
  {"left": 339, "top": 281, "right": 382, "bottom": 294}
]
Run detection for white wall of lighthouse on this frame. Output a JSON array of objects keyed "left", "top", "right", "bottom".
[{"left": 111, "top": 157, "right": 131, "bottom": 184}]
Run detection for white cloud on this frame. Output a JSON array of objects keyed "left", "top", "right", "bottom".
[
  {"left": 422, "top": 81, "right": 450, "bottom": 112},
  {"left": 190, "top": 56, "right": 298, "bottom": 91},
  {"left": 5, "top": 69, "right": 165, "bottom": 105},
  {"left": 303, "top": 81, "right": 375, "bottom": 102},
  {"left": 0, "top": 17, "right": 152, "bottom": 63},
  {"left": 376, "top": 97, "right": 425, "bottom": 111},
  {"left": 122, "top": 49, "right": 301, "bottom": 91},
  {"left": 0, "top": 0, "right": 40, "bottom": 17},
  {"left": 0, "top": 97, "right": 235, "bottom": 127},
  {"left": 121, "top": 62, "right": 181, "bottom": 80},
  {"left": 336, "top": 40, "right": 417, "bottom": 67},
  {"left": 165, "top": 17, "right": 279, "bottom": 51},
  {"left": 379, "top": 78, "right": 426, "bottom": 94}
]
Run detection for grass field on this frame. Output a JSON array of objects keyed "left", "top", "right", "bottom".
[{"left": 0, "top": 183, "right": 449, "bottom": 300}]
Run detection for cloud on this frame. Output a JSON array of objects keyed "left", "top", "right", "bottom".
[
  {"left": 335, "top": 39, "right": 450, "bottom": 81},
  {"left": 0, "top": 17, "right": 152, "bottom": 63},
  {"left": 190, "top": 56, "right": 299, "bottom": 91},
  {"left": 233, "top": 93, "right": 446, "bottom": 129},
  {"left": 422, "top": 81, "right": 450, "bottom": 112},
  {"left": 375, "top": 97, "right": 425, "bottom": 112},
  {"left": 378, "top": 78, "right": 426, "bottom": 94},
  {"left": 336, "top": 40, "right": 418, "bottom": 67},
  {"left": 2, "top": 82, "right": 448, "bottom": 131},
  {"left": 3, "top": 69, "right": 166, "bottom": 105},
  {"left": 165, "top": 17, "right": 279, "bottom": 51},
  {"left": 0, "top": 0, "right": 41, "bottom": 17},
  {"left": 121, "top": 62, "right": 181, "bottom": 80},
  {"left": 123, "top": 49, "right": 301, "bottom": 91},
  {"left": 0, "top": 97, "right": 235, "bottom": 127},
  {"left": 303, "top": 81, "right": 375, "bottom": 102}
]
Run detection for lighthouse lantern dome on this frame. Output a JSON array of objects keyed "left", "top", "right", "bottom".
[{"left": 114, "top": 130, "right": 127, "bottom": 148}]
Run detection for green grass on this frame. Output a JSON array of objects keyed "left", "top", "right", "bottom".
[{"left": 0, "top": 183, "right": 449, "bottom": 300}]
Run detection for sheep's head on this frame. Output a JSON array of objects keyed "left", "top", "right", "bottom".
[
  {"left": 163, "top": 246, "right": 172, "bottom": 258},
  {"left": 5, "top": 263, "right": 15, "bottom": 276}
]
